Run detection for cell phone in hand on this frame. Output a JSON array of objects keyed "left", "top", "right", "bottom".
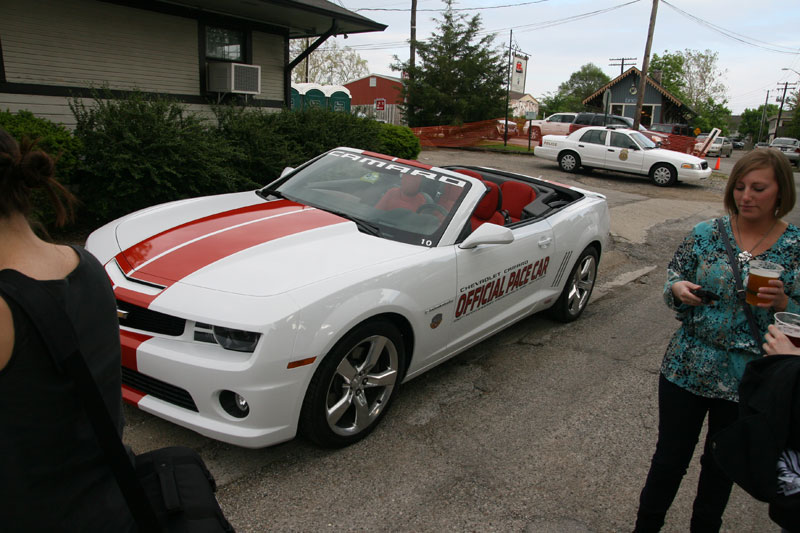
[{"left": 690, "top": 287, "right": 720, "bottom": 305}]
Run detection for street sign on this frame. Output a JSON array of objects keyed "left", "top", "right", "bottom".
[
  {"left": 602, "top": 89, "right": 611, "bottom": 112},
  {"left": 694, "top": 127, "right": 701, "bottom": 136},
  {"left": 525, "top": 111, "right": 537, "bottom": 119},
  {"left": 375, "top": 98, "right": 386, "bottom": 111}
]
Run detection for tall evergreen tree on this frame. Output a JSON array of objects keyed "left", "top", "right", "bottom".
[{"left": 392, "top": 0, "right": 507, "bottom": 127}]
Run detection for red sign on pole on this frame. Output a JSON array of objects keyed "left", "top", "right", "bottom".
[{"left": 375, "top": 98, "right": 386, "bottom": 111}]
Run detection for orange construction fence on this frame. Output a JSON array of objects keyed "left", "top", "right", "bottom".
[
  {"left": 412, "top": 119, "right": 522, "bottom": 148},
  {"left": 411, "top": 118, "right": 707, "bottom": 158}
]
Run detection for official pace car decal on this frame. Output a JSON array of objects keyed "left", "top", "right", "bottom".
[{"left": 454, "top": 256, "right": 550, "bottom": 320}]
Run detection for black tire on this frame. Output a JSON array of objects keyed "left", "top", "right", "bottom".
[
  {"left": 649, "top": 163, "right": 677, "bottom": 187},
  {"left": 548, "top": 247, "right": 598, "bottom": 322},
  {"left": 558, "top": 151, "right": 580, "bottom": 173},
  {"left": 299, "top": 319, "right": 405, "bottom": 448}
]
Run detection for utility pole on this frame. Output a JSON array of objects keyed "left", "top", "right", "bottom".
[
  {"left": 304, "top": 37, "right": 310, "bottom": 83},
  {"left": 609, "top": 57, "right": 637, "bottom": 76},
  {"left": 757, "top": 90, "right": 769, "bottom": 144},
  {"left": 503, "top": 30, "right": 512, "bottom": 147},
  {"left": 633, "top": 0, "right": 658, "bottom": 129},
  {"left": 409, "top": 0, "right": 417, "bottom": 73},
  {"left": 773, "top": 81, "right": 797, "bottom": 141}
]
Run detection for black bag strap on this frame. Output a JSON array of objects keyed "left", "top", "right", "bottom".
[
  {"left": 715, "top": 218, "right": 764, "bottom": 352},
  {"left": 0, "top": 270, "right": 163, "bottom": 533}
]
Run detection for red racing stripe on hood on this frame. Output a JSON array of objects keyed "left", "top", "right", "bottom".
[{"left": 121, "top": 201, "right": 346, "bottom": 288}]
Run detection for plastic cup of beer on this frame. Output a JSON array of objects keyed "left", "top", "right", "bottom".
[
  {"left": 774, "top": 312, "right": 800, "bottom": 348},
  {"left": 746, "top": 260, "right": 784, "bottom": 305}
]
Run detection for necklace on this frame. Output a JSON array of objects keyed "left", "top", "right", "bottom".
[{"left": 734, "top": 216, "right": 778, "bottom": 263}]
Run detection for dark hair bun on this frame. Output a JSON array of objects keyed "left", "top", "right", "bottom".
[{"left": 19, "top": 149, "right": 56, "bottom": 188}]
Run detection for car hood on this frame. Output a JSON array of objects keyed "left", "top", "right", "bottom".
[
  {"left": 113, "top": 198, "right": 424, "bottom": 297},
  {"left": 649, "top": 148, "right": 706, "bottom": 164}
]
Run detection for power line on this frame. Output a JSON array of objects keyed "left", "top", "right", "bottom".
[
  {"left": 339, "top": 0, "right": 641, "bottom": 51},
  {"left": 355, "top": 0, "right": 550, "bottom": 12},
  {"left": 661, "top": 0, "right": 800, "bottom": 55}
]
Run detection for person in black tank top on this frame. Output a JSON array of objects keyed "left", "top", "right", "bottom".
[{"left": 0, "top": 128, "right": 135, "bottom": 531}]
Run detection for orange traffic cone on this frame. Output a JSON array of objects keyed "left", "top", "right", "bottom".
[{"left": 714, "top": 157, "right": 721, "bottom": 170}]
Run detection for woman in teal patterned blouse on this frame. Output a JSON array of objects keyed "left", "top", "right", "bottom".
[{"left": 634, "top": 148, "right": 800, "bottom": 533}]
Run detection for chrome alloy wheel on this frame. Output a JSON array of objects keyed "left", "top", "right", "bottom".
[
  {"left": 565, "top": 253, "right": 597, "bottom": 316},
  {"left": 324, "top": 334, "right": 399, "bottom": 437}
]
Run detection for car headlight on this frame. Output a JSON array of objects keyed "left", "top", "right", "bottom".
[
  {"left": 194, "top": 323, "right": 261, "bottom": 352},
  {"left": 681, "top": 163, "right": 701, "bottom": 170}
]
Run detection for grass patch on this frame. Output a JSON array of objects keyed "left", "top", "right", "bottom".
[{"left": 478, "top": 142, "right": 536, "bottom": 153}]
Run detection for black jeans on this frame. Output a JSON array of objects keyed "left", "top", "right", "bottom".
[{"left": 634, "top": 374, "right": 740, "bottom": 533}]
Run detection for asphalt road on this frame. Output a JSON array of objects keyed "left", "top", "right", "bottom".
[{"left": 123, "top": 148, "right": 793, "bottom": 532}]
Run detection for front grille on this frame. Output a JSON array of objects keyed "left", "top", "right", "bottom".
[
  {"left": 701, "top": 161, "right": 708, "bottom": 170},
  {"left": 122, "top": 367, "right": 198, "bottom": 412},
  {"left": 117, "top": 299, "right": 185, "bottom": 336}
]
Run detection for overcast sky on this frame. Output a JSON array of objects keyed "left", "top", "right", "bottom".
[{"left": 327, "top": 0, "right": 800, "bottom": 115}]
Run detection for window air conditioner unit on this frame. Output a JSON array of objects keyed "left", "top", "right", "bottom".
[{"left": 207, "top": 62, "right": 261, "bottom": 94}]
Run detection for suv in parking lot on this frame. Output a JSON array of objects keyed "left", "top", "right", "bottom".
[
  {"left": 523, "top": 112, "right": 577, "bottom": 139},
  {"left": 650, "top": 123, "right": 692, "bottom": 137},
  {"left": 569, "top": 113, "right": 669, "bottom": 145}
]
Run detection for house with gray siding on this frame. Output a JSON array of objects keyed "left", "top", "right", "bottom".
[
  {"left": 0, "top": 0, "right": 385, "bottom": 126},
  {"left": 582, "top": 67, "right": 694, "bottom": 127}
]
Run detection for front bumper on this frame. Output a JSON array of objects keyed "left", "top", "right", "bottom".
[
  {"left": 121, "top": 329, "right": 313, "bottom": 448},
  {"left": 678, "top": 167, "right": 712, "bottom": 181}
]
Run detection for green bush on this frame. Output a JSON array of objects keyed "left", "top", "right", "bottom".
[
  {"left": 214, "top": 106, "right": 420, "bottom": 185},
  {"left": 70, "top": 92, "right": 257, "bottom": 225},
  {"left": 0, "top": 110, "right": 82, "bottom": 184},
  {"left": 376, "top": 122, "right": 421, "bottom": 160},
  {"left": 0, "top": 109, "right": 82, "bottom": 229}
]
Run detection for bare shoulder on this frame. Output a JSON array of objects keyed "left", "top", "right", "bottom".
[{"left": 0, "top": 295, "right": 13, "bottom": 371}]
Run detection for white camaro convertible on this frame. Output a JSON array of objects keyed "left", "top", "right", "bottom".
[
  {"left": 535, "top": 125, "right": 711, "bottom": 187},
  {"left": 87, "top": 147, "right": 610, "bottom": 448}
]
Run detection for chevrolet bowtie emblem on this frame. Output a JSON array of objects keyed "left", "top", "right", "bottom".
[{"left": 117, "top": 309, "right": 129, "bottom": 320}]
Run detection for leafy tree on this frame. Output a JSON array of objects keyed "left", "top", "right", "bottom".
[
  {"left": 557, "top": 63, "right": 611, "bottom": 110},
  {"left": 650, "top": 51, "right": 687, "bottom": 100},
  {"left": 391, "top": 0, "right": 507, "bottom": 127},
  {"left": 782, "top": 89, "right": 800, "bottom": 139},
  {"left": 738, "top": 104, "right": 779, "bottom": 142},
  {"left": 290, "top": 39, "right": 369, "bottom": 85},
  {"left": 690, "top": 98, "right": 732, "bottom": 136},
  {"left": 538, "top": 64, "right": 610, "bottom": 116},
  {"left": 650, "top": 49, "right": 729, "bottom": 131}
]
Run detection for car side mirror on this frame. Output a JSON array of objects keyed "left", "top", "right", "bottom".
[
  {"left": 459, "top": 223, "right": 515, "bottom": 249},
  {"left": 280, "top": 167, "right": 295, "bottom": 178}
]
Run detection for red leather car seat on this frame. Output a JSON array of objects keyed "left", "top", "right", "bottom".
[
  {"left": 500, "top": 181, "right": 537, "bottom": 223},
  {"left": 375, "top": 174, "right": 426, "bottom": 212},
  {"left": 470, "top": 181, "right": 505, "bottom": 230}
]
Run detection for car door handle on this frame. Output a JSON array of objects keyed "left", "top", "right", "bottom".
[
  {"left": 538, "top": 237, "right": 552, "bottom": 248},
  {"left": 607, "top": 148, "right": 614, "bottom": 152}
]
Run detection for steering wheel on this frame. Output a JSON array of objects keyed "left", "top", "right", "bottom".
[{"left": 417, "top": 203, "right": 449, "bottom": 217}]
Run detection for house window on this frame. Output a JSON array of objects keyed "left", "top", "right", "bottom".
[
  {"left": 206, "top": 27, "right": 245, "bottom": 61},
  {"left": 611, "top": 104, "right": 624, "bottom": 116},
  {"left": 370, "top": 77, "right": 377, "bottom": 87}
]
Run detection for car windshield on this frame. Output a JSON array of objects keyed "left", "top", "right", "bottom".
[
  {"left": 261, "top": 150, "right": 472, "bottom": 247},
  {"left": 772, "top": 138, "right": 798, "bottom": 146},
  {"left": 630, "top": 131, "right": 657, "bottom": 149},
  {"left": 650, "top": 124, "right": 672, "bottom": 133}
]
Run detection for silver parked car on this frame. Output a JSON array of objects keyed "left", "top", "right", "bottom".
[{"left": 769, "top": 137, "right": 800, "bottom": 167}]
